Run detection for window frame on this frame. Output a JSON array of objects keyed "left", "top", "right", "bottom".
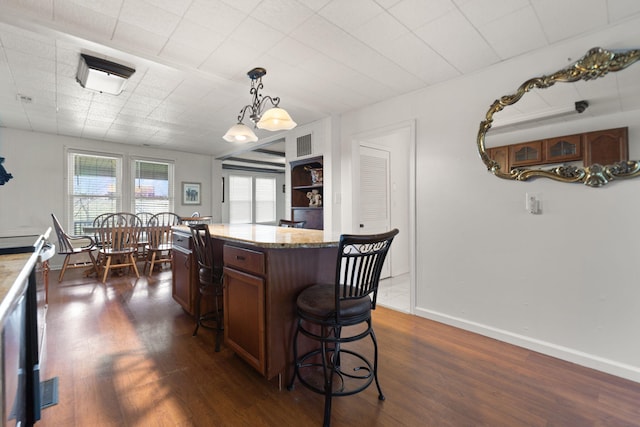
[
  {"left": 228, "top": 173, "right": 278, "bottom": 224},
  {"left": 66, "top": 150, "right": 123, "bottom": 234},
  {"left": 65, "top": 149, "right": 176, "bottom": 232},
  {"left": 130, "top": 157, "right": 175, "bottom": 215}
]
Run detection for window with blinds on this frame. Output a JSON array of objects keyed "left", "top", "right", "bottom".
[
  {"left": 229, "top": 175, "right": 252, "bottom": 224},
  {"left": 228, "top": 175, "right": 276, "bottom": 224},
  {"left": 68, "top": 152, "right": 122, "bottom": 234},
  {"left": 133, "top": 159, "right": 173, "bottom": 215},
  {"left": 255, "top": 177, "right": 276, "bottom": 223}
]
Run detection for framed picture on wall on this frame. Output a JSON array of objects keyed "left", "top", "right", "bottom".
[{"left": 182, "top": 182, "right": 201, "bottom": 205}]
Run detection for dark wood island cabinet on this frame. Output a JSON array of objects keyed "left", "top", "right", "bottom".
[{"left": 171, "top": 224, "right": 338, "bottom": 383}]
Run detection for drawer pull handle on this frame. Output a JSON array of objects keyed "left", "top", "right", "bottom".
[
  {"left": 236, "top": 255, "right": 246, "bottom": 261},
  {"left": 176, "top": 238, "right": 183, "bottom": 242}
]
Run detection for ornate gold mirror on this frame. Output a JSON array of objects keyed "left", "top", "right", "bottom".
[{"left": 477, "top": 47, "right": 640, "bottom": 187}]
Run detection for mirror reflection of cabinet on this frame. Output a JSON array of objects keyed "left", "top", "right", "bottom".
[
  {"left": 510, "top": 141, "right": 542, "bottom": 167},
  {"left": 584, "top": 127, "right": 628, "bottom": 166},
  {"left": 488, "top": 127, "right": 627, "bottom": 172},
  {"left": 290, "top": 156, "right": 323, "bottom": 230}
]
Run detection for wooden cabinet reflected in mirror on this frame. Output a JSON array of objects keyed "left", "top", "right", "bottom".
[
  {"left": 488, "top": 127, "right": 627, "bottom": 174},
  {"left": 477, "top": 47, "right": 640, "bottom": 187}
]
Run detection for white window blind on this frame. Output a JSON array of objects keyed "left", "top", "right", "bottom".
[
  {"left": 133, "top": 159, "right": 173, "bottom": 215},
  {"left": 229, "top": 175, "right": 253, "bottom": 224},
  {"left": 67, "top": 152, "right": 122, "bottom": 234},
  {"left": 255, "top": 177, "right": 276, "bottom": 223}
]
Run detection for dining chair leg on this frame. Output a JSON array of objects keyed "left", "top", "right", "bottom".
[
  {"left": 102, "top": 257, "right": 112, "bottom": 283},
  {"left": 130, "top": 254, "right": 140, "bottom": 278},
  {"left": 58, "top": 255, "right": 71, "bottom": 282}
]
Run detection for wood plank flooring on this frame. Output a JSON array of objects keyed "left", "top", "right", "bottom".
[{"left": 36, "top": 268, "right": 640, "bottom": 426}]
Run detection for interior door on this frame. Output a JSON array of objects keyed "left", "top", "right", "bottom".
[{"left": 358, "top": 145, "right": 392, "bottom": 278}]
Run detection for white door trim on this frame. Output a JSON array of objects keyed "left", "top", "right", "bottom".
[{"left": 351, "top": 120, "right": 416, "bottom": 314}]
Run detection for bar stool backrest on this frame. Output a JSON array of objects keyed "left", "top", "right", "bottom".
[{"left": 334, "top": 228, "right": 399, "bottom": 321}]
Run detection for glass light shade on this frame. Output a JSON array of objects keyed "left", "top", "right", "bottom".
[
  {"left": 223, "top": 123, "right": 258, "bottom": 143},
  {"left": 256, "top": 107, "right": 297, "bottom": 131}
]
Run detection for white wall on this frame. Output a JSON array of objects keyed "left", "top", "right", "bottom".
[
  {"left": 339, "top": 17, "right": 640, "bottom": 382},
  {"left": 0, "top": 127, "right": 220, "bottom": 264}
]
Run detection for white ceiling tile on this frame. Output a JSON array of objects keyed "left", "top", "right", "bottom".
[
  {"left": 415, "top": 9, "right": 499, "bottom": 73},
  {"left": 296, "top": 0, "right": 332, "bottom": 11},
  {"left": 0, "top": 1, "right": 638, "bottom": 155},
  {"left": 111, "top": 21, "right": 168, "bottom": 55},
  {"left": 160, "top": 19, "right": 224, "bottom": 67},
  {"left": 373, "top": 0, "right": 402, "bottom": 9},
  {"left": 118, "top": 0, "right": 181, "bottom": 36},
  {"left": 54, "top": 0, "right": 117, "bottom": 40},
  {"left": 159, "top": 40, "right": 213, "bottom": 69},
  {"left": 251, "top": 0, "right": 315, "bottom": 33},
  {"left": 264, "top": 36, "right": 320, "bottom": 68},
  {"left": 198, "top": 39, "right": 263, "bottom": 80},
  {"left": 532, "top": 0, "right": 608, "bottom": 43},
  {"left": 388, "top": 0, "right": 456, "bottom": 30},
  {"left": 63, "top": 0, "right": 123, "bottom": 17},
  {"left": 184, "top": 1, "right": 247, "bottom": 34},
  {"left": 0, "top": 30, "right": 55, "bottom": 60},
  {"left": 478, "top": 6, "right": 548, "bottom": 59},
  {"left": 289, "top": 15, "right": 372, "bottom": 67},
  {"left": 458, "top": 0, "right": 530, "bottom": 28},
  {"left": 319, "top": 0, "right": 384, "bottom": 31},
  {"left": 377, "top": 32, "right": 459, "bottom": 84},
  {"left": 145, "top": 0, "right": 192, "bottom": 17},
  {"left": 607, "top": 0, "right": 640, "bottom": 21},
  {"left": 0, "top": 0, "right": 53, "bottom": 20},
  {"left": 229, "top": 16, "right": 286, "bottom": 49},
  {"left": 219, "top": 0, "right": 261, "bottom": 14},
  {"left": 350, "top": 8, "right": 409, "bottom": 48}
]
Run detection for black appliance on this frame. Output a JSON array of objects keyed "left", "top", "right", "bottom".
[{"left": 0, "top": 234, "right": 43, "bottom": 426}]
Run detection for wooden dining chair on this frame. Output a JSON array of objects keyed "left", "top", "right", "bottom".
[
  {"left": 51, "top": 213, "right": 98, "bottom": 282},
  {"left": 143, "top": 212, "right": 181, "bottom": 275},
  {"left": 97, "top": 213, "right": 142, "bottom": 283}
]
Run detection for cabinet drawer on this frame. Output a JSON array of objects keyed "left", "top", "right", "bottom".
[
  {"left": 173, "top": 231, "right": 191, "bottom": 250},
  {"left": 224, "top": 245, "right": 265, "bottom": 276}
]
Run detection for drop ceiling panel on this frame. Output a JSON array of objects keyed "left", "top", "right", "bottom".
[{"left": 0, "top": 0, "right": 637, "bottom": 157}]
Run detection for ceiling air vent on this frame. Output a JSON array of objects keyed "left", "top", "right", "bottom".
[{"left": 296, "top": 134, "right": 312, "bottom": 157}]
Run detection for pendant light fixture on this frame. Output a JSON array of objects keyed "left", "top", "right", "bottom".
[{"left": 223, "top": 67, "right": 296, "bottom": 143}]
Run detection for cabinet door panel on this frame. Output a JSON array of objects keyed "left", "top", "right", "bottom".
[
  {"left": 510, "top": 141, "right": 543, "bottom": 166},
  {"left": 584, "top": 127, "right": 628, "bottom": 165},
  {"left": 223, "top": 267, "right": 265, "bottom": 374},
  {"left": 544, "top": 134, "right": 582, "bottom": 162},
  {"left": 172, "top": 246, "right": 193, "bottom": 315}
]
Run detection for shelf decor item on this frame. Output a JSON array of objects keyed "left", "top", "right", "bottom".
[
  {"left": 306, "top": 189, "right": 322, "bottom": 207},
  {"left": 305, "top": 166, "right": 323, "bottom": 184},
  {"left": 182, "top": 182, "right": 201, "bottom": 205}
]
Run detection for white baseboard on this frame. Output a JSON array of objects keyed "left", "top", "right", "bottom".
[{"left": 414, "top": 307, "right": 640, "bottom": 384}]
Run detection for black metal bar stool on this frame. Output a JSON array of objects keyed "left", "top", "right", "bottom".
[
  {"left": 189, "top": 224, "right": 224, "bottom": 352},
  {"left": 288, "top": 229, "right": 399, "bottom": 427}
]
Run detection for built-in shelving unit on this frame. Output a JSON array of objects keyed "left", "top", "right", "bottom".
[{"left": 290, "top": 156, "right": 323, "bottom": 230}]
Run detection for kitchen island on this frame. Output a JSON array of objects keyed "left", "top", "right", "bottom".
[{"left": 171, "top": 224, "right": 339, "bottom": 384}]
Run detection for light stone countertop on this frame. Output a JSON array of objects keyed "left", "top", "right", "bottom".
[
  {"left": 0, "top": 251, "right": 38, "bottom": 326},
  {"left": 173, "top": 224, "right": 340, "bottom": 249}
]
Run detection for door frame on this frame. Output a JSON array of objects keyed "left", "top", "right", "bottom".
[{"left": 351, "top": 120, "right": 416, "bottom": 313}]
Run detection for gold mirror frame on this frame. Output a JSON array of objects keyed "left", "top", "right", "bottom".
[{"left": 477, "top": 47, "right": 640, "bottom": 187}]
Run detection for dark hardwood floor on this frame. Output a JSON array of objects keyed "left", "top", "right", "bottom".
[{"left": 37, "top": 267, "right": 640, "bottom": 426}]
